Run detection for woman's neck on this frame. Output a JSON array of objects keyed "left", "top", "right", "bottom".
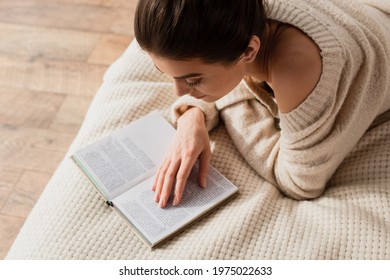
[{"left": 246, "top": 21, "right": 283, "bottom": 84}]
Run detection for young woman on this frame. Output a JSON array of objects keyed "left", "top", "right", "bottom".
[{"left": 134, "top": 0, "right": 390, "bottom": 208}]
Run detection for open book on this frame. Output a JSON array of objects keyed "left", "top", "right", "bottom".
[{"left": 71, "top": 111, "right": 238, "bottom": 248}]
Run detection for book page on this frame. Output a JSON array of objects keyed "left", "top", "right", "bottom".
[
  {"left": 112, "top": 163, "right": 238, "bottom": 246},
  {"left": 72, "top": 111, "right": 175, "bottom": 200}
]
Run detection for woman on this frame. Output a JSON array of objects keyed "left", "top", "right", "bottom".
[{"left": 134, "top": 0, "right": 390, "bottom": 208}]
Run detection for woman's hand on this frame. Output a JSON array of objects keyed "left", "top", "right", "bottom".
[{"left": 152, "top": 107, "right": 211, "bottom": 208}]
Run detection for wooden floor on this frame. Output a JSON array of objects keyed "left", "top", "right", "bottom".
[{"left": 0, "top": 0, "right": 136, "bottom": 259}]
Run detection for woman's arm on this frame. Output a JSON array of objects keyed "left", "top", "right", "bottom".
[{"left": 220, "top": 98, "right": 330, "bottom": 200}]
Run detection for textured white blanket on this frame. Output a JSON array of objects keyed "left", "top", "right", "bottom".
[{"left": 6, "top": 39, "right": 390, "bottom": 260}]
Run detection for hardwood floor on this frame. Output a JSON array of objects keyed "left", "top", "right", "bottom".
[{"left": 0, "top": 0, "right": 136, "bottom": 259}]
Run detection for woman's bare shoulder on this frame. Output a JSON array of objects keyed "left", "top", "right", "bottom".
[{"left": 270, "top": 25, "right": 322, "bottom": 113}]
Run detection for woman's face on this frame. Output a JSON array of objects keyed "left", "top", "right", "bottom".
[{"left": 150, "top": 54, "right": 246, "bottom": 102}]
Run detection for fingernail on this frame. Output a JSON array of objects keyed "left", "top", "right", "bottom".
[
  {"left": 202, "top": 178, "right": 207, "bottom": 188},
  {"left": 159, "top": 198, "right": 166, "bottom": 208},
  {"left": 173, "top": 196, "right": 179, "bottom": 207},
  {"left": 154, "top": 193, "right": 159, "bottom": 202}
]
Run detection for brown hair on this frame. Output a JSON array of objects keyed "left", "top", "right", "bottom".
[{"left": 134, "top": 0, "right": 267, "bottom": 64}]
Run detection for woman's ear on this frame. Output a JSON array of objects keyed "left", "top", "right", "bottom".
[{"left": 242, "top": 35, "right": 261, "bottom": 63}]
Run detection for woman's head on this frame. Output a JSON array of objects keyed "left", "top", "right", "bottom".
[
  {"left": 134, "top": 0, "right": 267, "bottom": 64},
  {"left": 134, "top": 0, "right": 267, "bottom": 102}
]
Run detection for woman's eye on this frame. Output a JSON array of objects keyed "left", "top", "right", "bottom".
[{"left": 185, "top": 79, "right": 201, "bottom": 88}]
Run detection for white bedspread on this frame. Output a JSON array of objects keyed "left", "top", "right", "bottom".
[{"left": 6, "top": 40, "right": 390, "bottom": 259}]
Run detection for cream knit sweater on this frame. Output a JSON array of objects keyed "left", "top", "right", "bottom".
[{"left": 172, "top": 0, "right": 390, "bottom": 200}]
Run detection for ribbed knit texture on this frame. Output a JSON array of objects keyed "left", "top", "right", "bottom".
[{"left": 6, "top": 0, "right": 390, "bottom": 260}]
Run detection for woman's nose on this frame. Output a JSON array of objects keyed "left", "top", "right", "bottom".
[{"left": 173, "top": 80, "right": 189, "bottom": 97}]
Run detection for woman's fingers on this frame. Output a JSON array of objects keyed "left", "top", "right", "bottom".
[
  {"left": 152, "top": 107, "right": 210, "bottom": 208},
  {"left": 153, "top": 158, "right": 170, "bottom": 203},
  {"left": 172, "top": 156, "right": 198, "bottom": 206},
  {"left": 153, "top": 148, "right": 211, "bottom": 208},
  {"left": 152, "top": 162, "right": 164, "bottom": 191},
  {"left": 154, "top": 152, "right": 203, "bottom": 208},
  {"left": 198, "top": 150, "right": 212, "bottom": 188},
  {"left": 158, "top": 159, "right": 181, "bottom": 208}
]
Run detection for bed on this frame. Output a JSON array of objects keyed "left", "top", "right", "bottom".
[{"left": 5, "top": 39, "right": 390, "bottom": 260}]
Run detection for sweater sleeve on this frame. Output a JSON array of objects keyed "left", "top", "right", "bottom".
[
  {"left": 219, "top": 94, "right": 334, "bottom": 200},
  {"left": 170, "top": 80, "right": 259, "bottom": 131},
  {"left": 170, "top": 95, "right": 219, "bottom": 132}
]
